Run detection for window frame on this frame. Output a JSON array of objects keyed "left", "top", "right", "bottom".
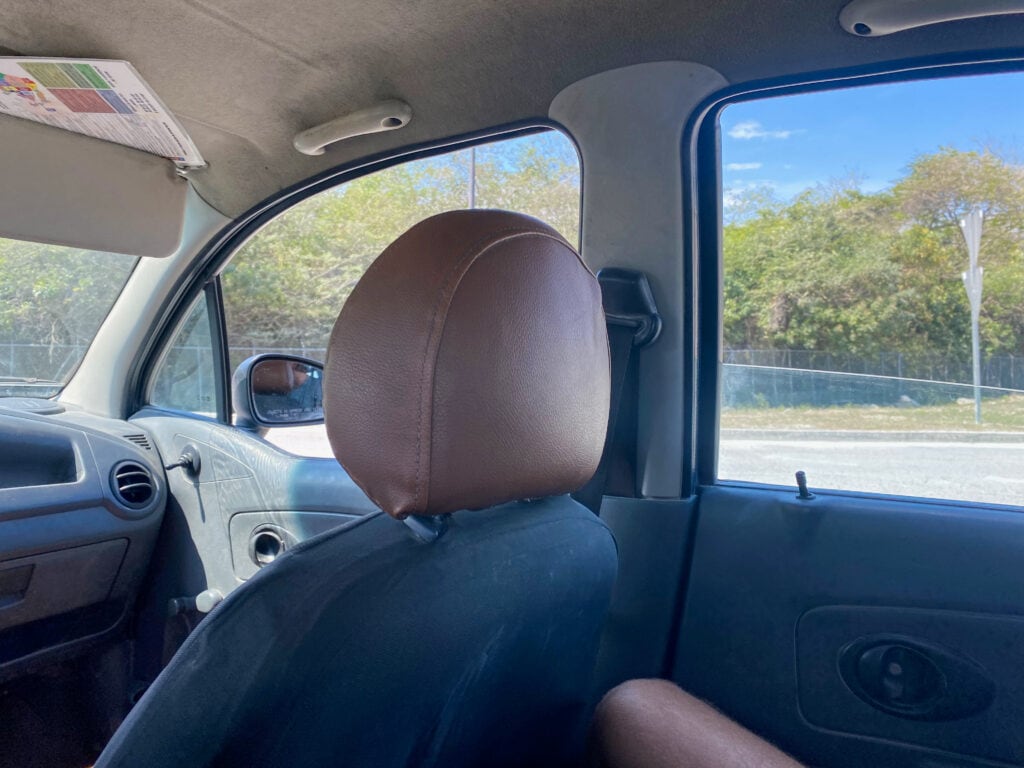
[
  {"left": 132, "top": 120, "right": 582, "bottom": 422},
  {"left": 687, "top": 49, "right": 1024, "bottom": 509},
  {"left": 143, "top": 281, "right": 229, "bottom": 421}
]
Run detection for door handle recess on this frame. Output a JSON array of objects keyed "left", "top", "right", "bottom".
[{"left": 839, "top": 634, "right": 994, "bottom": 721}]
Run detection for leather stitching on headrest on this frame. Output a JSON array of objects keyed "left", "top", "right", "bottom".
[{"left": 413, "top": 227, "right": 572, "bottom": 512}]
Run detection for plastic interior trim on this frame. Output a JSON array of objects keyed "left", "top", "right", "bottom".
[{"left": 840, "top": 0, "right": 1024, "bottom": 38}]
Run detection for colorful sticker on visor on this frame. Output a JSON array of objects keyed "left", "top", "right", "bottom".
[{"left": 0, "top": 58, "right": 205, "bottom": 168}]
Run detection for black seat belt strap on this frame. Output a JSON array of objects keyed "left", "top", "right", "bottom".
[{"left": 575, "top": 268, "right": 661, "bottom": 514}]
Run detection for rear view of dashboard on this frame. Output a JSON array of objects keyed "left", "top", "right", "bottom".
[{"left": 0, "top": 399, "right": 164, "bottom": 676}]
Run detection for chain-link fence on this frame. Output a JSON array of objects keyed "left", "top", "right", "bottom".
[
  {"left": 0, "top": 342, "right": 85, "bottom": 381},
  {"left": 723, "top": 349, "right": 1024, "bottom": 391},
  {"left": 6, "top": 342, "right": 1024, "bottom": 411},
  {"left": 722, "top": 349, "right": 1024, "bottom": 409},
  {"left": 722, "top": 364, "right": 1023, "bottom": 409}
]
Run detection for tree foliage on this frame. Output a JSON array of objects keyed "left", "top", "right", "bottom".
[
  {"left": 724, "top": 147, "right": 1024, "bottom": 371},
  {"left": 0, "top": 239, "right": 135, "bottom": 380},
  {"left": 221, "top": 132, "right": 581, "bottom": 352}
]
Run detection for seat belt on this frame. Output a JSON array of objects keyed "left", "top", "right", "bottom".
[{"left": 575, "top": 268, "right": 661, "bottom": 514}]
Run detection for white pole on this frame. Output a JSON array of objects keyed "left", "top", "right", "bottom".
[
  {"left": 468, "top": 146, "right": 477, "bottom": 209},
  {"left": 959, "top": 209, "right": 984, "bottom": 425}
]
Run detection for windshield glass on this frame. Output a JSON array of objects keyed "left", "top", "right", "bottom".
[{"left": 0, "top": 237, "right": 137, "bottom": 397}]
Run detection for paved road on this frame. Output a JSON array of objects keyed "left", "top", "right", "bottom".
[
  {"left": 266, "top": 425, "right": 1024, "bottom": 508},
  {"left": 720, "top": 436, "right": 1024, "bottom": 508}
]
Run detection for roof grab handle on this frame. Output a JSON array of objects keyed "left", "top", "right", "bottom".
[
  {"left": 293, "top": 99, "right": 413, "bottom": 156},
  {"left": 840, "top": 0, "right": 1024, "bottom": 36}
]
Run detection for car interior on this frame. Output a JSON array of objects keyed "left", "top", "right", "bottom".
[{"left": 2, "top": 1, "right": 1024, "bottom": 767}]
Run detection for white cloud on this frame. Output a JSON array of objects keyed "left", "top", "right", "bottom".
[
  {"left": 723, "top": 180, "right": 774, "bottom": 208},
  {"left": 725, "top": 162, "right": 762, "bottom": 171},
  {"left": 727, "top": 120, "right": 795, "bottom": 140},
  {"left": 722, "top": 188, "right": 745, "bottom": 208}
]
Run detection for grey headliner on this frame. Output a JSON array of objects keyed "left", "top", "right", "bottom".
[{"left": 4, "top": 1, "right": 1024, "bottom": 217}]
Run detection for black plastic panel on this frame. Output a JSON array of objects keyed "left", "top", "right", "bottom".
[
  {"left": 798, "top": 606, "right": 1022, "bottom": 763},
  {"left": 0, "top": 431, "right": 76, "bottom": 489},
  {"left": 592, "top": 496, "right": 696, "bottom": 694},
  {"left": 0, "top": 540, "right": 127, "bottom": 630},
  {"left": 0, "top": 407, "right": 164, "bottom": 673},
  {"left": 674, "top": 485, "right": 1024, "bottom": 767},
  {"left": 0, "top": 600, "right": 124, "bottom": 665}
]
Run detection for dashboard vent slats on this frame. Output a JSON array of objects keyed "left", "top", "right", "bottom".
[
  {"left": 123, "top": 433, "right": 152, "bottom": 451},
  {"left": 111, "top": 462, "right": 155, "bottom": 509}
]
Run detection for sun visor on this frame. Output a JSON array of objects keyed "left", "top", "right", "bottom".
[
  {"left": 0, "top": 114, "right": 189, "bottom": 257},
  {"left": 0, "top": 57, "right": 205, "bottom": 258}
]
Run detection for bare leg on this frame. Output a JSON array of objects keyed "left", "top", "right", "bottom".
[{"left": 591, "top": 679, "right": 805, "bottom": 768}]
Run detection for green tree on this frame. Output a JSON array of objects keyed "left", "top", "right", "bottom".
[
  {"left": 0, "top": 239, "right": 135, "bottom": 380},
  {"left": 221, "top": 132, "right": 580, "bottom": 357},
  {"left": 725, "top": 184, "right": 903, "bottom": 358},
  {"left": 894, "top": 147, "right": 1024, "bottom": 357},
  {"left": 723, "top": 146, "right": 1024, "bottom": 373}
]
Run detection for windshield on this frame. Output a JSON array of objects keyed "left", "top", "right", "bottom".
[{"left": 0, "top": 237, "right": 138, "bottom": 398}]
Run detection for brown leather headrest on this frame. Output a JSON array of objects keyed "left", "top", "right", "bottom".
[{"left": 324, "top": 209, "right": 610, "bottom": 519}]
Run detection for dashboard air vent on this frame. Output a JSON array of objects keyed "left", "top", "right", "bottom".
[
  {"left": 123, "top": 433, "right": 152, "bottom": 451},
  {"left": 111, "top": 462, "right": 155, "bottom": 509}
]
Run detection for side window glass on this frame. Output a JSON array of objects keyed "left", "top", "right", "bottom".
[
  {"left": 717, "top": 72, "right": 1024, "bottom": 507},
  {"left": 149, "top": 294, "right": 217, "bottom": 416},
  {"left": 221, "top": 129, "right": 581, "bottom": 456}
]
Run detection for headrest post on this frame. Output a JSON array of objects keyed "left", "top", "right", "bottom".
[{"left": 402, "top": 514, "right": 450, "bottom": 543}]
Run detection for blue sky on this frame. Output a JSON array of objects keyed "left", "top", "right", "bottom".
[{"left": 721, "top": 70, "right": 1024, "bottom": 209}]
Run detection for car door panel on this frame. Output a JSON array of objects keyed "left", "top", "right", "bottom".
[
  {"left": 797, "top": 605, "right": 1022, "bottom": 762},
  {"left": 130, "top": 409, "right": 375, "bottom": 593},
  {"left": 127, "top": 409, "right": 377, "bottom": 682},
  {"left": 673, "top": 485, "right": 1024, "bottom": 767}
]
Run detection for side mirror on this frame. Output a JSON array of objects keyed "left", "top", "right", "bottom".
[{"left": 232, "top": 354, "right": 324, "bottom": 429}]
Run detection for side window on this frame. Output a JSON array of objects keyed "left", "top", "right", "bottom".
[
  {"left": 221, "top": 129, "right": 581, "bottom": 456},
  {"left": 717, "top": 72, "right": 1024, "bottom": 507},
  {"left": 149, "top": 293, "right": 218, "bottom": 416}
]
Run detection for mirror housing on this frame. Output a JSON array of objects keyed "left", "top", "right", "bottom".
[{"left": 232, "top": 354, "right": 325, "bottom": 430}]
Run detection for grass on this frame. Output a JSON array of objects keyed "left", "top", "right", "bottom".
[{"left": 721, "top": 394, "right": 1024, "bottom": 432}]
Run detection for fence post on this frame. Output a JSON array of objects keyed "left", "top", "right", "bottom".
[
  {"left": 196, "top": 346, "right": 203, "bottom": 412},
  {"left": 897, "top": 352, "right": 903, "bottom": 399}
]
